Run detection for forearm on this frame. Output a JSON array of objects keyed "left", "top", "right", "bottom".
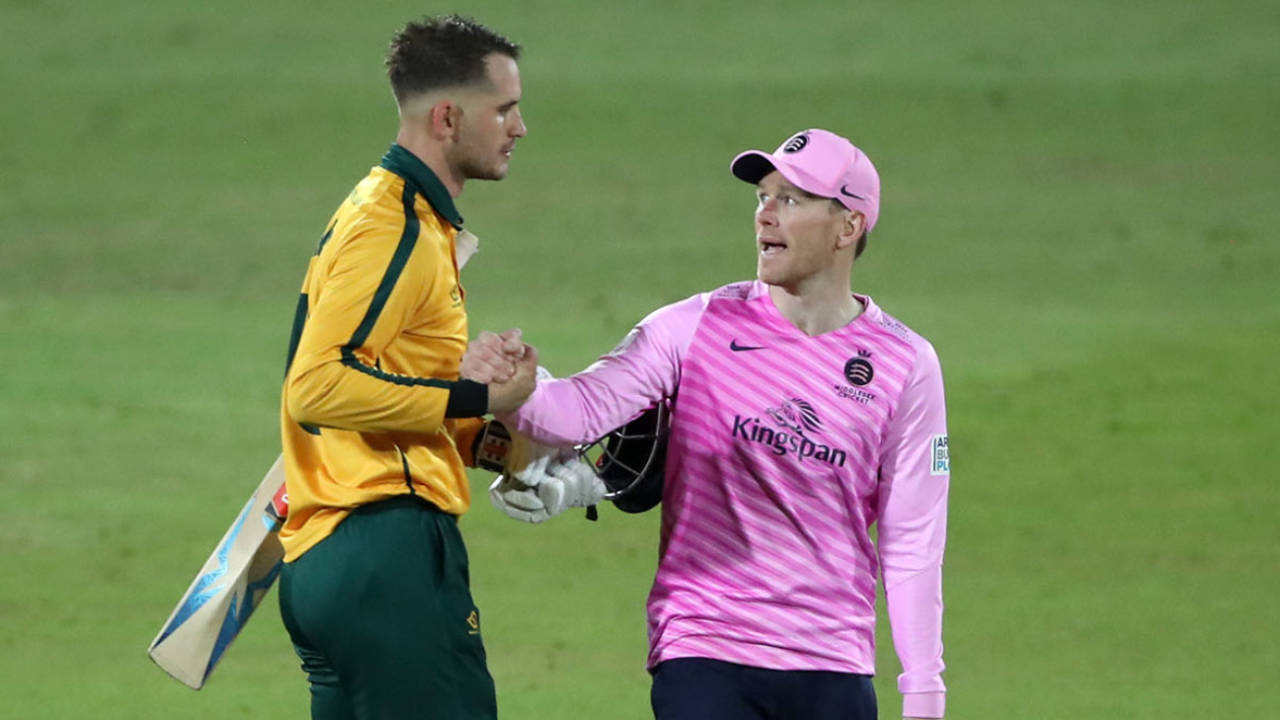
[
  {"left": 885, "top": 563, "right": 946, "bottom": 718},
  {"left": 286, "top": 359, "right": 485, "bottom": 433},
  {"left": 504, "top": 368, "right": 662, "bottom": 446},
  {"left": 502, "top": 299, "right": 698, "bottom": 444}
]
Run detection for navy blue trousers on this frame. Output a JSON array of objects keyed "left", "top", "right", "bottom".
[{"left": 651, "top": 657, "right": 877, "bottom": 720}]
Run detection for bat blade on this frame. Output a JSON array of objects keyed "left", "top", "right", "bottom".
[{"left": 147, "top": 455, "right": 288, "bottom": 689}]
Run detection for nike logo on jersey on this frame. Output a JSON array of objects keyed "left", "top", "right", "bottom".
[{"left": 730, "top": 340, "right": 766, "bottom": 351}]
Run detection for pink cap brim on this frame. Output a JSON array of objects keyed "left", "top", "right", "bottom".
[
  {"left": 730, "top": 151, "right": 825, "bottom": 198},
  {"left": 730, "top": 149, "right": 879, "bottom": 233}
]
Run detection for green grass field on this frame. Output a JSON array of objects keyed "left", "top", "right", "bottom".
[{"left": 3, "top": 0, "right": 1277, "bottom": 717}]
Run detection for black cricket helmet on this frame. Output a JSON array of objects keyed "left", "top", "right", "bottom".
[{"left": 577, "top": 401, "right": 670, "bottom": 514}]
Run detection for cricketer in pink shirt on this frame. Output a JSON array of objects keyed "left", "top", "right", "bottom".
[{"left": 494, "top": 129, "right": 949, "bottom": 719}]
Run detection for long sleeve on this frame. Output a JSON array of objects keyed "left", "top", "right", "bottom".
[
  {"left": 876, "top": 339, "right": 950, "bottom": 718},
  {"left": 503, "top": 293, "right": 705, "bottom": 444},
  {"left": 285, "top": 222, "right": 479, "bottom": 434}
]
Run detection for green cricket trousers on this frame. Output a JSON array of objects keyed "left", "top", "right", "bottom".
[{"left": 279, "top": 496, "right": 497, "bottom": 720}]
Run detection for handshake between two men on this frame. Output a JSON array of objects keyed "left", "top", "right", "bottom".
[{"left": 464, "top": 329, "right": 606, "bottom": 523}]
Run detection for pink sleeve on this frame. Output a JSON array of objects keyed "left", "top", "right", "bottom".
[
  {"left": 877, "top": 338, "right": 949, "bottom": 718},
  {"left": 502, "top": 293, "right": 706, "bottom": 445}
]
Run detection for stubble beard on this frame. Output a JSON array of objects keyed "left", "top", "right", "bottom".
[
  {"left": 756, "top": 261, "right": 783, "bottom": 288},
  {"left": 756, "top": 248, "right": 790, "bottom": 287},
  {"left": 452, "top": 144, "right": 508, "bottom": 182}
]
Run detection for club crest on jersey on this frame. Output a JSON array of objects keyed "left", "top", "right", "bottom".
[
  {"left": 732, "top": 398, "right": 848, "bottom": 467},
  {"left": 930, "top": 434, "right": 950, "bottom": 476},
  {"left": 843, "top": 350, "right": 874, "bottom": 387}
]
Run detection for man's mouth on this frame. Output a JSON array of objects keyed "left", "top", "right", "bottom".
[{"left": 758, "top": 238, "right": 786, "bottom": 256}]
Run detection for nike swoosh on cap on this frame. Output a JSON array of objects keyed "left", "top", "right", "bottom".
[
  {"left": 730, "top": 340, "right": 766, "bottom": 351},
  {"left": 839, "top": 185, "right": 865, "bottom": 200}
]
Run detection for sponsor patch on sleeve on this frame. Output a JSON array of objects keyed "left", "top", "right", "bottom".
[{"left": 930, "top": 434, "right": 950, "bottom": 476}]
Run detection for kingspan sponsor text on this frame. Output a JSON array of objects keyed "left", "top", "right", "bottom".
[{"left": 731, "top": 416, "right": 848, "bottom": 466}]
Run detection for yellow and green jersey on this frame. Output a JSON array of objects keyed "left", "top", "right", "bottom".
[{"left": 279, "top": 144, "right": 487, "bottom": 562}]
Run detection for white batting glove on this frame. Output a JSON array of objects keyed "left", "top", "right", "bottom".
[
  {"left": 488, "top": 450, "right": 607, "bottom": 523},
  {"left": 539, "top": 452, "right": 608, "bottom": 516},
  {"left": 488, "top": 455, "right": 557, "bottom": 523}
]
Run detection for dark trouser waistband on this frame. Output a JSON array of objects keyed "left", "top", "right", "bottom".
[{"left": 349, "top": 493, "right": 449, "bottom": 518}]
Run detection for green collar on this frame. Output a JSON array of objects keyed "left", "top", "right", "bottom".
[{"left": 379, "top": 144, "right": 464, "bottom": 228}]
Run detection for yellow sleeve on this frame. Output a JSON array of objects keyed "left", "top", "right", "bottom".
[{"left": 284, "top": 226, "right": 481, "bottom": 433}]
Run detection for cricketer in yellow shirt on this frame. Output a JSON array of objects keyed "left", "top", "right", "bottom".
[
  {"left": 278, "top": 144, "right": 503, "bottom": 720},
  {"left": 279, "top": 143, "right": 486, "bottom": 563},
  {"left": 274, "top": 17, "right": 537, "bottom": 719}
]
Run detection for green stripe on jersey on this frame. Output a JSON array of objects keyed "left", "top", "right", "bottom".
[{"left": 339, "top": 182, "right": 450, "bottom": 391}]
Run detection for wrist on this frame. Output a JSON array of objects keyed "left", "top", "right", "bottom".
[
  {"left": 445, "top": 379, "right": 487, "bottom": 418},
  {"left": 474, "top": 420, "right": 512, "bottom": 472},
  {"left": 901, "top": 691, "right": 945, "bottom": 719}
]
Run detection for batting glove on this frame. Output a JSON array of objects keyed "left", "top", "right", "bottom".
[
  {"left": 488, "top": 455, "right": 556, "bottom": 523},
  {"left": 474, "top": 419, "right": 558, "bottom": 476},
  {"left": 488, "top": 450, "right": 607, "bottom": 523}
]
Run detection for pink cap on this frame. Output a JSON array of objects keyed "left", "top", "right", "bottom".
[{"left": 731, "top": 129, "right": 881, "bottom": 233}]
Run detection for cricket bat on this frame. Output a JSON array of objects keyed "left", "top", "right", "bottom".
[{"left": 147, "top": 455, "right": 289, "bottom": 689}]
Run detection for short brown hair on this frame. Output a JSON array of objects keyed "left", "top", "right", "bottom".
[{"left": 385, "top": 15, "right": 521, "bottom": 105}]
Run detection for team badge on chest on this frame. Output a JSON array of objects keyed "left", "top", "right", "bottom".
[{"left": 843, "top": 350, "right": 874, "bottom": 386}]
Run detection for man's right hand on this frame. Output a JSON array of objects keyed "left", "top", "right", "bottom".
[
  {"left": 462, "top": 329, "right": 525, "bottom": 383},
  {"left": 486, "top": 343, "right": 538, "bottom": 415}
]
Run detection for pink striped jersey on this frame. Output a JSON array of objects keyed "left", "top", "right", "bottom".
[{"left": 504, "top": 280, "right": 949, "bottom": 718}]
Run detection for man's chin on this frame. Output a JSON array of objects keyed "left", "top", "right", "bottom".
[
  {"left": 474, "top": 167, "right": 508, "bottom": 182},
  {"left": 459, "top": 159, "right": 509, "bottom": 182},
  {"left": 756, "top": 264, "right": 781, "bottom": 286}
]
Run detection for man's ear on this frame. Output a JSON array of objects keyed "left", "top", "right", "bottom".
[
  {"left": 835, "top": 210, "right": 865, "bottom": 250},
  {"left": 429, "top": 100, "right": 461, "bottom": 140}
]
